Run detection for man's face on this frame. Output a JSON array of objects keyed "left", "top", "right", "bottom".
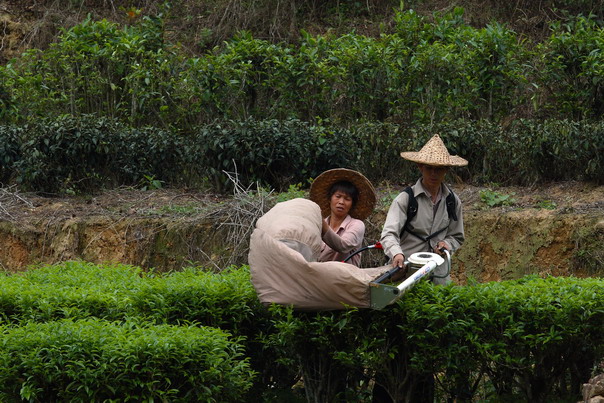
[{"left": 418, "top": 164, "right": 449, "bottom": 188}]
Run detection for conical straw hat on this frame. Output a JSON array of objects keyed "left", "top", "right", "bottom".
[
  {"left": 400, "top": 134, "right": 468, "bottom": 167},
  {"left": 309, "top": 168, "right": 376, "bottom": 220}
]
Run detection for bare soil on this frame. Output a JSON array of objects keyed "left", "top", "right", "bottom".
[
  {"left": 2, "top": 181, "right": 601, "bottom": 230},
  {"left": 1, "top": 182, "right": 603, "bottom": 283}
]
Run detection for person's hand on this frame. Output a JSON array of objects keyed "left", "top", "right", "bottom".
[
  {"left": 321, "top": 219, "right": 329, "bottom": 236},
  {"left": 392, "top": 253, "right": 405, "bottom": 268},
  {"left": 435, "top": 242, "right": 449, "bottom": 255}
]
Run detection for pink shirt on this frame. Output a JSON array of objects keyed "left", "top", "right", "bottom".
[{"left": 319, "top": 214, "right": 366, "bottom": 267}]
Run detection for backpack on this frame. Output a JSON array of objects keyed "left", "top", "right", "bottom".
[{"left": 400, "top": 185, "right": 458, "bottom": 242}]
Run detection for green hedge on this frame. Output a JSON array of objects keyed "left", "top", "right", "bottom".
[
  {"left": 0, "top": 262, "right": 602, "bottom": 401},
  {"left": 0, "top": 125, "right": 21, "bottom": 185},
  {"left": 268, "top": 277, "right": 604, "bottom": 402},
  {"left": 1, "top": 9, "right": 604, "bottom": 127},
  {"left": 0, "top": 116, "right": 602, "bottom": 193},
  {"left": 0, "top": 261, "right": 143, "bottom": 323},
  {"left": 190, "top": 118, "right": 356, "bottom": 191},
  {"left": 0, "top": 262, "right": 296, "bottom": 400},
  {"left": 6, "top": 115, "right": 188, "bottom": 193},
  {"left": 0, "top": 319, "right": 254, "bottom": 401}
]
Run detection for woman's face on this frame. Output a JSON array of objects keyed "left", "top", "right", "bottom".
[
  {"left": 329, "top": 190, "right": 353, "bottom": 219},
  {"left": 418, "top": 164, "right": 448, "bottom": 189}
]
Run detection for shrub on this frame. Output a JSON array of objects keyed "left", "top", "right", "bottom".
[
  {"left": 15, "top": 115, "right": 123, "bottom": 193},
  {"left": 0, "top": 261, "right": 144, "bottom": 323},
  {"left": 0, "top": 262, "right": 295, "bottom": 401},
  {"left": 191, "top": 118, "right": 356, "bottom": 191},
  {"left": 0, "top": 6, "right": 593, "bottom": 128},
  {"left": 13, "top": 115, "right": 191, "bottom": 193},
  {"left": 0, "top": 318, "right": 254, "bottom": 401},
  {"left": 0, "top": 11, "right": 186, "bottom": 127},
  {"left": 1, "top": 262, "right": 603, "bottom": 401},
  {"left": 2, "top": 115, "right": 604, "bottom": 192},
  {"left": 268, "top": 277, "right": 604, "bottom": 401},
  {"left": 538, "top": 15, "right": 604, "bottom": 119},
  {"left": 0, "top": 125, "right": 22, "bottom": 184}
]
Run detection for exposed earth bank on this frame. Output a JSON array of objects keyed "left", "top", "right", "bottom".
[{"left": 1, "top": 181, "right": 603, "bottom": 283}]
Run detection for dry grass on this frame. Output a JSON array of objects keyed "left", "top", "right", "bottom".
[
  {"left": 204, "top": 167, "right": 275, "bottom": 268},
  {"left": 0, "top": 185, "right": 34, "bottom": 222},
  {"left": 4, "top": 0, "right": 597, "bottom": 65}
]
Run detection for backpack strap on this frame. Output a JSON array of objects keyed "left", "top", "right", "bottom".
[
  {"left": 444, "top": 184, "right": 458, "bottom": 222},
  {"left": 403, "top": 186, "right": 418, "bottom": 228},
  {"left": 399, "top": 184, "right": 458, "bottom": 242}
]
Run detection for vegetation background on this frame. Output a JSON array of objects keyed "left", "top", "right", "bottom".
[
  {"left": 1, "top": 0, "right": 604, "bottom": 194},
  {"left": 0, "top": 0, "right": 603, "bottom": 280},
  {"left": 0, "top": 2, "right": 603, "bottom": 402}
]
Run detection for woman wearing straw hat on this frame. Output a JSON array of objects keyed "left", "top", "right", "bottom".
[
  {"left": 380, "top": 134, "right": 468, "bottom": 285},
  {"left": 310, "top": 168, "right": 377, "bottom": 267}
]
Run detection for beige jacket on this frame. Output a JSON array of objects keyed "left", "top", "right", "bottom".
[{"left": 380, "top": 179, "right": 464, "bottom": 284}]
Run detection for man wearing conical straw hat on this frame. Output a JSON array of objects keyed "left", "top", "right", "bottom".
[{"left": 380, "top": 134, "right": 468, "bottom": 285}]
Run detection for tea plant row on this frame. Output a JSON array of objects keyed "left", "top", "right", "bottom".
[
  {"left": 1, "top": 9, "right": 604, "bottom": 127},
  {"left": 0, "top": 116, "right": 602, "bottom": 194},
  {"left": 0, "top": 262, "right": 602, "bottom": 401}
]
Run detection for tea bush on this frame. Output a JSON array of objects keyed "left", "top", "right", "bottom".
[
  {"left": 0, "top": 12, "right": 184, "bottom": 127},
  {"left": 16, "top": 116, "right": 123, "bottom": 193},
  {"left": 0, "top": 261, "right": 144, "bottom": 323},
  {"left": 0, "top": 262, "right": 602, "bottom": 401},
  {"left": 8, "top": 115, "right": 189, "bottom": 193},
  {"left": 537, "top": 14, "right": 604, "bottom": 119},
  {"left": 0, "top": 319, "right": 254, "bottom": 401},
  {"left": 0, "top": 125, "right": 22, "bottom": 185},
  {"left": 2, "top": 7, "right": 604, "bottom": 127},
  {"left": 269, "top": 277, "right": 604, "bottom": 402},
  {"left": 1, "top": 115, "right": 603, "bottom": 193},
  {"left": 0, "top": 262, "right": 295, "bottom": 400},
  {"left": 190, "top": 118, "right": 356, "bottom": 191}
]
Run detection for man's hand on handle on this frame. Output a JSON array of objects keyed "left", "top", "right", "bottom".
[
  {"left": 435, "top": 241, "right": 450, "bottom": 256},
  {"left": 392, "top": 253, "right": 405, "bottom": 268}
]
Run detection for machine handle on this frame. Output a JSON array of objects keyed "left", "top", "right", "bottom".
[{"left": 372, "top": 263, "right": 406, "bottom": 284}]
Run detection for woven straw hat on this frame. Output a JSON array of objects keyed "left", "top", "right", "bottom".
[
  {"left": 400, "top": 134, "right": 468, "bottom": 167},
  {"left": 309, "top": 168, "right": 376, "bottom": 220}
]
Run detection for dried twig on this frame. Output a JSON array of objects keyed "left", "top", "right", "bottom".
[
  {"left": 0, "top": 185, "right": 34, "bottom": 222},
  {"left": 202, "top": 164, "right": 275, "bottom": 268}
]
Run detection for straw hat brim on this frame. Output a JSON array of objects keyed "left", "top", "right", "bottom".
[
  {"left": 309, "top": 168, "right": 376, "bottom": 220},
  {"left": 400, "top": 152, "right": 468, "bottom": 167},
  {"left": 400, "top": 134, "right": 468, "bottom": 167}
]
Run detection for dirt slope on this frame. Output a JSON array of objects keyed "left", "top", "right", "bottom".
[{"left": 1, "top": 182, "right": 602, "bottom": 283}]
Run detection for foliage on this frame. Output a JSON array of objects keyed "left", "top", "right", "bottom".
[
  {"left": 479, "top": 188, "right": 517, "bottom": 207},
  {"left": 0, "top": 262, "right": 292, "bottom": 400},
  {"left": 1, "top": 115, "right": 603, "bottom": 194},
  {"left": 537, "top": 14, "right": 604, "bottom": 119},
  {"left": 0, "top": 318, "right": 254, "bottom": 401},
  {"left": 0, "top": 125, "right": 22, "bottom": 185},
  {"left": 386, "top": 118, "right": 604, "bottom": 185},
  {"left": 191, "top": 118, "right": 356, "bottom": 191},
  {"left": 0, "top": 261, "right": 144, "bottom": 323},
  {"left": 2, "top": 6, "right": 604, "bottom": 128},
  {"left": 536, "top": 199, "right": 557, "bottom": 209},
  {"left": 6, "top": 115, "right": 189, "bottom": 193},
  {"left": 0, "top": 263, "right": 603, "bottom": 401},
  {"left": 275, "top": 183, "right": 307, "bottom": 202},
  {"left": 266, "top": 277, "right": 604, "bottom": 402}
]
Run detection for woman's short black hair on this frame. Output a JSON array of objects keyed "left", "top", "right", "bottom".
[{"left": 328, "top": 180, "right": 359, "bottom": 206}]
